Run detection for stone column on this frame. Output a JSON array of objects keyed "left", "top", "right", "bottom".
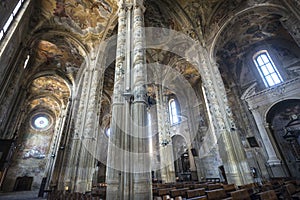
[
  {"left": 106, "top": 0, "right": 152, "bottom": 199},
  {"left": 64, "top": 69, "right": 91, "bottom": 192},
  {"left": 250, "top": 109, "right": 286, "bottom": 177},
  {"left": 106, "top": 3, "right": 126, "bottom": 199},
  {"left": 63, "top": 55, "right": 103, "bottom": 193},
  {"left": 74, "top": 65, "right": 101, "bottom": 192},
  {"left": 155, "top": 82, "right": 175, "bottom": 183},
  {"left": 250, "top": 109, "right": 281, "bottom": 165},
  {"left": 131, "top": 4, "right": 152, "bottom": 198},
  {"left": 198, "top": 51, "right": 253, "bottom": 185},
  {"left": 186, "top": 105, "right": 199, "bottom": 180}
]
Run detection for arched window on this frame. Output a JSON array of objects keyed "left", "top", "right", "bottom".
[
  {"left": 169, "top": 99, "right": 179, "bottom": 125},
  {"left": 253, "top": 50, "right": 283, "bottom": 87}
]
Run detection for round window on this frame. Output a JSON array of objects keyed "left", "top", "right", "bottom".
[
  {"left": 105, "top": 128, "right": 111, "bottom": 137},
  {"left": 31, "top": 113, "right": 51, "bottom": 130}
]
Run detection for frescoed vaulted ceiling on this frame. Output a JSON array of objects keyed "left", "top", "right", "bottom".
[
  {"left": 21, "top": 0, "right": 296, "bottom": 130},
  {"left": 39, "top": 0, "right": 117, "bottom": 33},
  {"left": 27, "top": 75, "right": 70, "bottom": 118}
]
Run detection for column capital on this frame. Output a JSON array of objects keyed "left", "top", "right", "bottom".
[
  {"left": 118, "top": 2, "right": 133, "bottom": 10},
  {"left": 118, "top": 0, "right": 145, "bottom": 11}
]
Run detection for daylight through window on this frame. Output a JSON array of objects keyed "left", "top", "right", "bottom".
[
  {"left": 169, "top": 99, "right": 179, "bottom": 125},
  {"left": 253, "top": 50, "right": 283, "bottom": 87}
]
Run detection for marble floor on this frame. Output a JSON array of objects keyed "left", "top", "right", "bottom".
[{"left": 0, "top": 190, "right": 46, "bottom": 200}]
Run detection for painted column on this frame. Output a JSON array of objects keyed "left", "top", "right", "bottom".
[
  {"left": 211, "top": 61, "right": 253, "bottom": 185},
  {"left": 64, "top": 69, "right": 91, "bottom": 192},
  {"left": 106, "top": 0, "right": 152, "bottom": 199},
  {"left": 131, "top": 3, "right": 152, "bottom": 198},
  {"left": 197, "top": 49, "right": 253, "bottom": 185},
  {"left": 106, "top": 2, "right": 126, "bottom": 199},
  {"left": 63, "top": 51, "right": 103, "bottom": 193},
  {"left": 75, "top": 64, "right": 102, "bottom": 192},
  {"left": 44, "top": 103, "right": 69, "bottom": 190}
]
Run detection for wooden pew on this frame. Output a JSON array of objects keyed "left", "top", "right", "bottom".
[
  {"left": 258, "top": 190, "right": 278, "bottom": 200},
  {"left": 187, "top": 196, "right": 207, "bottom": 200},
  {"left": 206, "top": 188, "right": 227, "bottom": 200},
  {"left": 283, "top": 183, "right": 300, "bottom": 199},
  {"left": 157, "top": 187, "right": 174, "bottom": 197},
  {"left": 193, "top": 183, "right": 208, "bottom": 190},
  {"left": 186, "top": 188, "right": 206, "bottom": 198},
  {"left": 223, "top": 184, "right": 236, "bottom": 193},
  {"left": 230, "top": 189, "right": 251, "bottom": 200},
  {"left": 208, "top": 183, "right": 223, "bottom": 190},
  {"left": 170, "top": 187, "right": 189, "bottom": 198}
]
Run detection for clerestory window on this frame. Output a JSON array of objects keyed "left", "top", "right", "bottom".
[{"left": 253, "top": 50, "right": 283, "bottom": 87}]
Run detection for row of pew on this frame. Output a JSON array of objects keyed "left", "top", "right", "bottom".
[
  {"left": 46, "top": 185, "right": 106, "bottom": 200},
  {"left": 45, "top": 178, "right": 300, "bottom": 200},
  {"left": 152, "top": 179, "right": 300, "bottom": 200}
]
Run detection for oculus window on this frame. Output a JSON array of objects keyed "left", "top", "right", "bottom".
[
  {"left": 253, "top": 50, "right": 283, "bottom": 87},
  {"left": 105, "top": 127, "right": 111, "bottom": 137},
  {"left": 31, "top": 113, "right": 51, "bottom": 131}
]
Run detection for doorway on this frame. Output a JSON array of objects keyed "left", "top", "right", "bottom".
[{"left": 14, "top": 176, "right": 33, "bottom": 191}]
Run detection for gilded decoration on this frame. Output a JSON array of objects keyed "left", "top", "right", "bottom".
[{"left": 41, "top": 0, "right": 116, "bottom": 30}]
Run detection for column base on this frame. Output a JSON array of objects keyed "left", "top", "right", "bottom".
[
  {"left": 266, "top": 159, "right": 288, "bottom": 177},
  {"left": 267, "top": 157, "right": 281, "bottom": 165},
  {"left": 225, "top": 172, "right": 244, "bottom": 186},
  {"left": 106, "top": 181, "right": 119, "bottom": 200}
]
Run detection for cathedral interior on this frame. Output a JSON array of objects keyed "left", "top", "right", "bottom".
[{"left": 0, "top": 0, "right": 300, "bottom": 199}]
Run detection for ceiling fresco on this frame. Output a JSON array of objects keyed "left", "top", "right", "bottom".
[
  {"left": 33, "top": 37, "right": 84, "bottom": 81},
  {"left": 146, "top": 49, "right": 202, "bottom": 99},
  {"left": 214, "top": 11, "right": 293, "bottom": 89},
  {"left": 178, "top": 0, "right": 221, "bottom": 31},
  {"left": 40, "top": 0, "right": 117, "bottom": 33},
  {"left": 22, "top": 0, "right": 296, "bottom": 132},
  {"left": 27, "top": 76, "right": 71, "bottom": 117}
]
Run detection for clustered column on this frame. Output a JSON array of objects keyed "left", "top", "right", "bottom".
[
  {"left": 63, "top": 54, "right": 103, "bottom": 193},
  {"left": 106, "top": 0, "right": 152, "bottom": 199},
  {"left": 197, "top": 49, "right": 253, "bottom": 185}
]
